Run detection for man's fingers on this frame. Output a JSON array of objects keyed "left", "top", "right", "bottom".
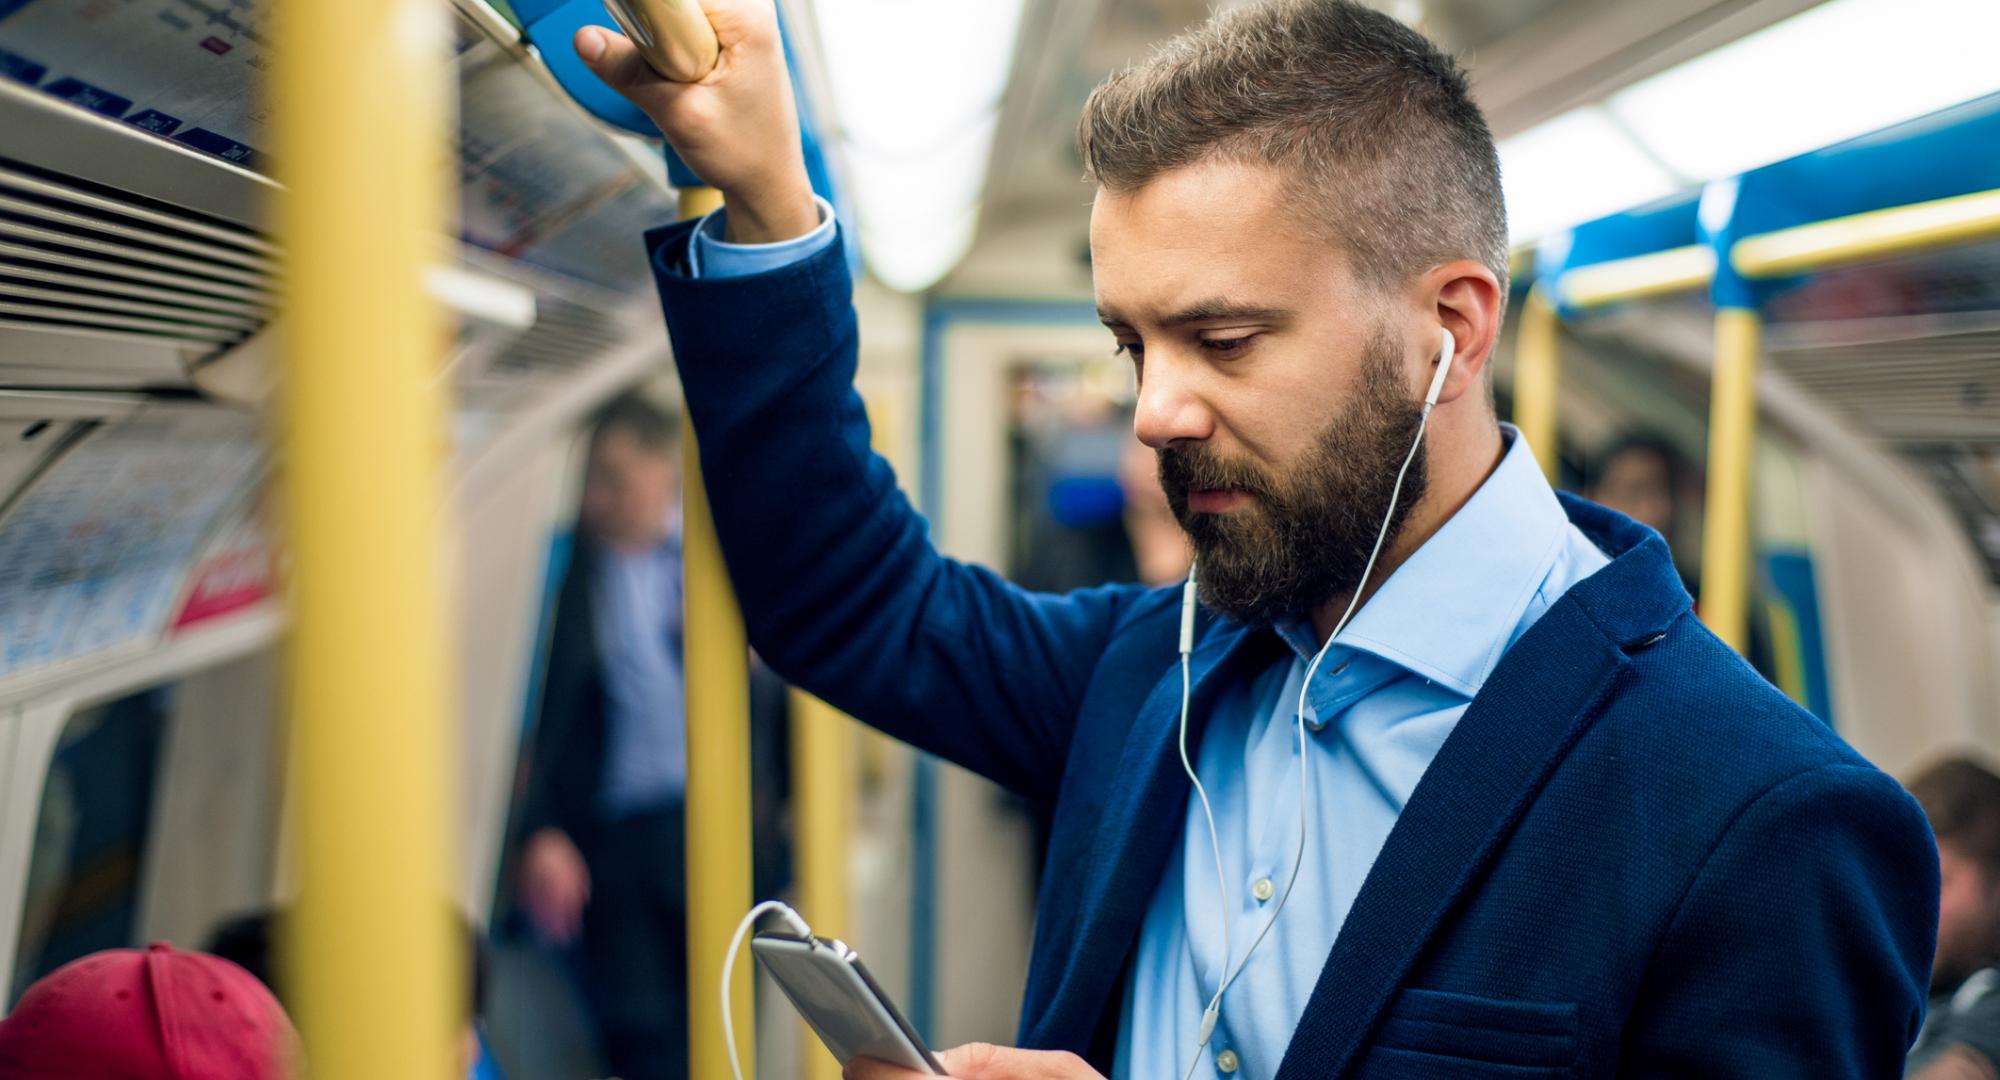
[
  {"left": 842, "top": 1056, "right": 929, "bottom": 1080},
  {"left": 575, "top": 25, "right": 677, "bottom": 97},
  {"left": 937, "top": 1043, "right": 1102, "bottom": 1079},
  {"left": 936, "top": 1044, "right": 1001, "bottom": 1075}
]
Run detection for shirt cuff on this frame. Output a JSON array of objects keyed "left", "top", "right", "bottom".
[{"left": 686, "top": 194, "right": 837, "bottom": 279}]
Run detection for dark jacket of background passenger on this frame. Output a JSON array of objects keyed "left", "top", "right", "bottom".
[
  {"left": 643, "top": 218, "right": 1940, "bottom": 1079},
  {"left": 513, "top": 542, "right": 791, "bottom": 894}
]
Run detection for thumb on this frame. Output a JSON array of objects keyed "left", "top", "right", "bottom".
[{"left": 574, "top": 25, "right": 665, "bottom": 94}]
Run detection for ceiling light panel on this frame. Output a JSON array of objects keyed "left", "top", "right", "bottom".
[
  {"left": 1604, "top": 0, "right": 2000, "bottom": 181},
  {"left": 813, "top": 0, "right": 1028, "bottom": 156},
  {"left": 1499, "top": 106, "right": 1683, "bottom": 245}
]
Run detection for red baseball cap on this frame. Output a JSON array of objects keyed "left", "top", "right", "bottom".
[{"left": 0, "top": 942, "right": 299, "bottom": 1079}]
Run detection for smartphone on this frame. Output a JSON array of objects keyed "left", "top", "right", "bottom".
[{"left": 751, "top": 930, "right": 947, "bottom": 1075}]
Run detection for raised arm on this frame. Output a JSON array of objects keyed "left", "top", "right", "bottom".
[{"left": 579, "top": 5, "right": 1148, "bottom": 804}]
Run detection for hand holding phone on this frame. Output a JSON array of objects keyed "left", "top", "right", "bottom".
[
  {"left": 751, "top": 931, "right": 946, "bottom": 1075},
  {"left": 845, "top": 1042, "right": 1113, "bottom": 1080}
]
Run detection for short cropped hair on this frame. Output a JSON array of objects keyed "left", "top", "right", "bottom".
[
  {"left": 1908, "top": 756, "right": 2000, "bottom": 881},
  {"left": 590, "top": 392, "right": 679, "bottom": 456},
  {"left": 1078, "top": 0, "right": 1508, "bottom": 298}
]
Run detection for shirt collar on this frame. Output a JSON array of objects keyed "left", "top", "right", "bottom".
[{"left": 1275, "top": 423, "right": 1570, "bottom": 700}]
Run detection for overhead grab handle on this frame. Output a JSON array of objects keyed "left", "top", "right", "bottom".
[{"left": 603, "top": 0, "right": 720, "bottom": 82}]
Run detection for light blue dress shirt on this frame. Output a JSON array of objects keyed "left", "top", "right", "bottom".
[
  {"left": 685, "top": 195, "right": 837, "bottom": 278},
  {"left": 686, "top": 207, "right": 1609, "bottom": 1078},
  {"left": 591, "top": 529, "right": 689, "bottom": 818},
  {"left": 1115, "top": 428, "right": 1608, "bottom": 1080}
]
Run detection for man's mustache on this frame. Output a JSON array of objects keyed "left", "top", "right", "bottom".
[{"left": 1157, "top": 445, "right": 1274, "bottom": 505}]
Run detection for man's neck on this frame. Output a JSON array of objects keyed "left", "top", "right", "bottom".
[{"left": 1307, "top": 417, "right": 1507, "bottom": 645}]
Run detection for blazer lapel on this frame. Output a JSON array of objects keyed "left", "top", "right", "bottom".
[
  {"left": 1274, "top": 596, "right": 1629, "bottom": 1079},
  {"left": 1022, "top": 619, "right": 1277, "bottom": 1051}
]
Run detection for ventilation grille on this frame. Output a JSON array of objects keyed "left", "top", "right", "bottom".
[
  {"left": 1768, "top": 313, "right": 2000, "bottom": 582},
  {"left": 1767, "top": 318, "right": 2000, "bottom": 444},
  {"left": 0, "top": 153, "right": 645, "bottom": 399},
  {"left": 0, "top": 158, "right": 275, "bottom": 355},
  {"left": 485, "top": 295, "right": 625, "bottom": 379}
]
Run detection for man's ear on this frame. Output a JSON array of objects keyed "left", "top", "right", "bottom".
[{"left": 1423, "top": 260, "right": 1503, "bottom": 406}]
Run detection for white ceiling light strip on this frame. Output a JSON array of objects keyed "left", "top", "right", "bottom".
[
  {"left": 1498, "top": 0, "right": 2000, "bottom": 245},
  {"left": 812, "top": 0, "right": 1027, "bottom": 292}
]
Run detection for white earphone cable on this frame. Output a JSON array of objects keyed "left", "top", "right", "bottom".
[
  {"left": 1177, "top": 386, "right": 1438, "bottom": 1076},
  {"left": 724, "top": 899, "right": 813, "bottom": 1080},
  {"left": 1218, "top": 402, "right": 1431, "bottom": 1003},
  {"left": 1177, "top": 644, "right": 1233, "bottom": 1080}
]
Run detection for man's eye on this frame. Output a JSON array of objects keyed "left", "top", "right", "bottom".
[
  {"left": 1113, "top": 341, "right": 1145, "bottom": 361},
  {"left": 1201, "top": 336, "right": 1255, "bottom": 356}
]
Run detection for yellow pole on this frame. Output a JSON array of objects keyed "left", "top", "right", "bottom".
[
  {"left": 1513, "top": 284, "right": 1561, "bottom": 482},
  {"left": 275, "top": 0, "right": 457, "bottom": 1073},
  {"left": 790, "top": 688, "right": 856, "bottom": 1080},
  {"left": 679, "top": 177, "right": 756, "bottom": 1080},
  {"left": 1699, "top": 307, "right": 1762, "bottom": 654}
]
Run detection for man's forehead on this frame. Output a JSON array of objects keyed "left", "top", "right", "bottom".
[{"left": 1089, "top": 160, "right": 1356, "bottom": 324}]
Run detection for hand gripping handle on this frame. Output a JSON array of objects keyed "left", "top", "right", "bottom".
[{"left": 603, "top": 0, "right": 720, "bottom": 81}]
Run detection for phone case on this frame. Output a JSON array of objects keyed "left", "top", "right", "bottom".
[{"left": 751, "top": 932, "right": 947, "bottom": 1075}]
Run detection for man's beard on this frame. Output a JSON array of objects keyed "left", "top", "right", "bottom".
[{"left": 1158, "top": 333, "right": 1428, "bottom": 625}]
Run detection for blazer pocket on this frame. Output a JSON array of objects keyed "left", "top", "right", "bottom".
[{"left": 1361, "top": 987, "right": 1576, "bottom": 1075}]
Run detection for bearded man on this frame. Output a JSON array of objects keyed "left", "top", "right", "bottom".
[{"left": 579, "top": 1, "right": 1937, "bottom": 1076}]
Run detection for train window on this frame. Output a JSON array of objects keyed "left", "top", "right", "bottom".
[{"left": 8, "top": 686, "right": 173, "bottom": 1006}]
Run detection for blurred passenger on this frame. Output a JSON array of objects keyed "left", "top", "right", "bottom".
[
  {"left": 1119, "top": 438, "right": 1190, "bottom": 586},
  {"left": 0, "top": 942, "right": 297, "bottom": 1079},
  {"left": 203, "top": 906, "right": 500, "bottom": 1078},
  {"left": 1587, "top": 433, "right": 1699, "bottom": 590},
  {"left": 1588, "top": 433, "right": 1782, "bottom": 681},
  {"left": 583, "top": 0, "right": 1935, "bottom": 1076},
  {"left": 514, "top": 392, "right": 692, "bottom": 1080},
  {"left": 1906, "top": 757, "right": 2000, "bottom": 1079},
  {"left": 1012, "top": 394, "right": 1140, "bottom": 592}
]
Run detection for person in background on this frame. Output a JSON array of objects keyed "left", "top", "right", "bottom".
[
  {"left": 203, "top": 906, "right": 501, "bottom": 1079},
  {"left": 0, "top": 942, "right": 297, "bottom": 1079},
  {"left": 1588, "top": 432, "right": 1782, "bottom": 682},
  {"left": 513, "top": 392, "right": 693, "bottom": 1080},
  {"left": 1586, "top": 433, "right": 1699, "bottom": 591},
  {"left": 1906, "top": 757, "right": 2000, "bottom": 1079},
  {"left": 1118, "top": 437, "right": 1190, "bottom": 586}
]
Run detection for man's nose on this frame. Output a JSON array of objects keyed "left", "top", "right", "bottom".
[{"left": 1133, "top": 353, "right": 1215, "bottom": 450}]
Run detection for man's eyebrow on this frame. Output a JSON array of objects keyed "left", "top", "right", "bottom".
[
  {"left": 1162, "top": 299, "right": 1289, "bottom": 327},
  {"left": 1097, "top": 300, "right": 1291, "bottom": 329}
]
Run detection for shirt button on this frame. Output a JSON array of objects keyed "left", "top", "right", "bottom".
[
  {"left": 1251, "top": 877, "right": 1274, "bottom": 902},
  {"left": 1216, "top": 1049, "right": 1240, "bottom": 1073}
]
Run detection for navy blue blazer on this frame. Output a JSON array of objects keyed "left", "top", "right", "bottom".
[{"left": 645, "top": 220, "right": 1939, "bottom": 1078}]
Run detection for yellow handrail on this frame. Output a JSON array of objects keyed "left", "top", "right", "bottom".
[
  {"left": 791, "top": 688, "right": 856, "bottom": 1080},
  {"left": 276, "top": 0, "right": 457, "bottom": 1073},
  {"left": 1698, "top": 308, "right": 1762, "bottom": 654},
  {"left": 609, "top": 0, "right": 720, "bottom": 81},
  {"left": 1733, "top": 187, "right": 2000, "bottom": 279},
  {"left": 1512, "top": 284, "right": 1561, "bottom": 482},
  {"left": 681, "top": 181, "right": 756, "bottom": 1080},
  {"left": 1531, "top": 187, "right": 2000, "bottom": 666},
  {"left": 1559, "top": 245, "right": 1715, "bottom": 310}
]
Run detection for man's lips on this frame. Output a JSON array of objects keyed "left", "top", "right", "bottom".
[{"left": 1187, "top": 488, "right": 1254, "bottom": 513}]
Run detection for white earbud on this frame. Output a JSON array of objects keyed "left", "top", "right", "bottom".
[{"left": 1424, "top": 326, "right": 1456, "bottom": 410}]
